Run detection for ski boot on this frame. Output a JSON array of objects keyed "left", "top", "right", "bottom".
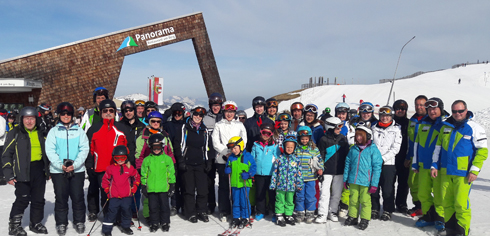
[
  {"left": 327, "top": 212, "right": 339, "bottom": 222},
  {"left": 149, "top": 224, "right": 159, "bottom": 233},
  {"left": 294, "top": 211, "right": 305, "bottom": 223},
  {"left": 231, "top": 218, "right": 241, "bottom": 228},
  {"left": 434, "top": 221, "right": 445, "bottom": 232},
  {"left": 161, "top": 223, "right": 170, "bottom": 232},
  {"left": 305, "top": 211, "right": 315, "bottom": 224},
  {"left": 74, "top": 222, "right": 85, "bottom": 234},
  {"left": 9, "top": 215, "right": 27, "bottom": 236},
  {"left": 338, "top": 202, "right": 349, "bottom": 218},
  {"left": 238, "top": 218, "right": 248, "bottom": 229},
  {"left": 120, "top": 227, "right": 133, "bottom": 235},
  {"left": 285, "top": 215, "right": 296, "bottom": 225},
  {"left": 358, "top": 219, "right": 369, "bottom": 230},
  {"left": 397, "top": 206, "right": 409, "bottom": 215},
  {"left": 188, "top": 215, "right": 198, "bottom": 223},
  {"left": 88, "top": 212, "right": 98, "bottom": 222},
  {"left": 276, "top": 214, "right": 286, "bottom": 227},
  {"left": 344, "top": 216, "right": 358, "bottom": 226},
  {"left": 197, "top": 212, "right": 209, "bottom": 222},
  {"left": 56, "top": 224, "right": 67, "bottom": 236},
  {"left": 380, "top": 212, "right": 392, "bottom": 221},
  {"left": 219, "top": 213, "right": 228, "bottom": 222},
  {"left": 314, "top": 214, "right": 327, "bottom": 223},
  {"left": 371, "top": 210, "right": 380, "bottom": 220},
  {"left": 255, "top": 213, "right": 264, "bottom": 221},
  {"left": 29, "top": 222, "right": 48, "bottom": 234},
  {"left": 170, "top": 207, "right": 178, "bottom": 216}
]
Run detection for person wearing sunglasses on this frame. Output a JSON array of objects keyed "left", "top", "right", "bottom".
[
  {"left": 273, "top": 113, "right": 292, "bottom": 149},
  {"left": 80, "top": 87, "right": 112, "bottom": 132},
  {"left": 290, "top": 102, "right": 304, "bottom": 131},
  {"left": 430, "top": 100, "right": 487, "bottom": 236},
  {"left": 391, "top": 99, "right": 411, "bottom": 216},
  {"left": 251, "top": 123, "right": 281, "bottom": 222},
  {"left": 173, "top": 105, "right": 212, "bottom": 223},
  {"left": 316, "top": 117, "right": 349, "bottom": 224},
  {"left": 265, "top": 98, "right": 279, "bottom": 122},
  {"left": 143, "top": 101, "right": 158, "bottom": 125},
  {"left": 85, "top": 99, "right": 135, "bottom": 222},
  {"left": 2, "top": 107, "right": 51, "bottom": 235},
  {"left": 297, "top": 104, "right": 324, "bottom": 145},
  {"left": 45, "top": 102, "right": 90, "bottom": 235},
  {"left": 212, "top": 100, "right": 247, "bottom": 222},
  {"left": 236, "top": 110, "right": 247, "bottom": 124},
  {"left": 370, "top": 105, "right": 402, "bottom": 222},
  {"left": 410, "top": 97, "right": 447, "bottom": 232},
  {"left": 405, "top": 95, "right": 428, "bottom": 217},
  {"left": 120, "top": 100, "right": 145, "bottom": 142},
  {"left": 244, "top": 96, "right": 274, "bottom": 152}
]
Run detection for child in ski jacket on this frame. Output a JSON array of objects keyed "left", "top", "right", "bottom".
[{"left": 224, "top": 136, "right": 257, "bottom": 228}]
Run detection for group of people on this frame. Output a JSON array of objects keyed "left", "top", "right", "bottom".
[{"left": 0, "top": 86, "right": 486, "bottom": 236}]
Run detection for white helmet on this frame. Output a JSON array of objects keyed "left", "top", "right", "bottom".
[
  {"left": 355, "top": 124, "right": 372, "bottom": 140},
  {"left": 222, "top": 100, "right": 238, "bottom": 111},
  {"left": 325, "top": 117, "right": 342, "bottom": 131}
]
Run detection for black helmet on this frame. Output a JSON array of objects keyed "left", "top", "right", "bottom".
[
  {"left": 170, "top": 102, "right": 185, "bottom": 112},
  {"left": 265, "top": 98, "right": 278, "bottom": 108},
  {"left": 112, "top": 145, "right": 129, "bottom": 157},
  {"left": 7, "top": 113, "right": 16, "bottom": 119},
  {"left": 145, "top": 101, "right": 157, "bottom": 110},
  {"left": 252, "top": 96, "right": 266, "bottom": 109},
  {"left": 427, "top": 97, "right": 444, "bottom": 112},
  {"left": 260, "top": 123, "right": 275, "bottom": 131},
  {"left": 93, "top": 87, "right": 109, "bottom": 103},
  {"left": 0, "top": 103, "right": 3, "bottom": 110},
  {"left": 56, "top": 102, "right": 74, "bottom": 115},
  {"left": 208, "top": 92, "right": 224, "bottom": 108},
  {"left": 149, "top": 133, "right": 165, "bottom": 146},
  {"left": 121, "top": 100, "right": 136, "bottom": 110},
  {"left": 20, "top": 106, "right": 38, "bottom": 119},
  {"left": 98, "top": 99, "right": 117, "bottom": 111},
  {"left": 393, "top": 99, "right": 408, "bottom": 111}
]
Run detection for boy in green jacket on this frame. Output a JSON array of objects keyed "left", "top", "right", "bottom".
[{"left": 141, "top": 133, "right": 176, "bottom": 233}]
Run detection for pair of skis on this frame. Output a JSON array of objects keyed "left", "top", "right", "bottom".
[{"left": 218, "top": 220, "right": 252, "bottom": 236}]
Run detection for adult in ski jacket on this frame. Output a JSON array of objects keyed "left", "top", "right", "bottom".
[
  {"left": 392, "top": 99, "right": 410, "bottom": 214},
  {"left": 244, "top": 96, "right": 274, "bottom": 152}
]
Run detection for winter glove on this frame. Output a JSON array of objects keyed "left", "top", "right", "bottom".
[
  {"left": 344, "top": 182, "right": 349, "bottom": 190},
  {"left": 224, "top": 167, "right": 232, "bottom": 175},
  {"left": 204, "top": 160, "right": 213, "bottom": 173},
  {"left": 104, "top": 188, "right": 109, "bottom": 194},
  {"left": 222, "top": 155, "right": 229, "bottom": 162},
  {"left": 317, "top": 175, "right": 324, "bottom": 183},
  {"left": 178, "top": 163, "right": 187, "bottom": 172},
  {"left": 241, "top": 172, "right": 250, "bottom": 180},
  {"left": 168, "top": 184, "right": 176, "bottom": 198},
  {"left": 131, "top": 185, "right": 138, "bottom": 195},
  {"left": 368, "top": 186, "right": 378, "bottom": 194},
  {"left": 141, "top": 185, "right": 148, "bottom": 198}
]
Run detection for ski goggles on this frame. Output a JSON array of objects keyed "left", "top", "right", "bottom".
[
  {"left": 193, "top": 107, "right": 206, "bottom": 115},
  {"left": 291, "top": 103, "right": 304, "bottom": 111},
  {"left": 378, "top": 107, "right": 393, "bottom": 115},
  {"left": 260, "top": 130, "right": 273, "bottom": 137},
  {"left": 135, "top": 100, "right": 145, "bottom": 106},
  {"left": 223, "top": 104, "right": 237, "bottom": 111},
  {"left": 425, "top": 100, "right": 439, "bottom": 109},
  {"left": 173, "top": 110, "right": 183, "bottom": 116},
  {"left": 113, "top": 155, "right": 127, "bottom": 162},
  {"left": 284, "top": 135, "right": 297, "bottom": 142},
  {"left": 328, "top": 122, "right": 344, "bottom": 129},
  {"left": 359, "top": 104, "right": 374, "bottom": 113},
  {"left": 304, "top": 104, "right": 318, "bottom": 113},
  {"left": 278, "top": 113, "right": 292, "bottom": 121},
  {"left": 297, "top": 130, "right": 311, "bottom": 136},
  {"left": 335, "top": 107, "right": 349, "bottom": 113},
  {"left": 394, "top": 103, "right": 408, "bottom": 111},
  {"left": 267, "top": 100, "right": 278, "bottom": 107},
  {"left": 227, "top": 137, "right": 243, "bottom": 149},
  {"left": 151, "top": 144, "right": 163, "bottom": 151}
]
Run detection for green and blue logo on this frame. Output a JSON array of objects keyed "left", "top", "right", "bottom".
[{"left": 117, "top": 36, "right": 138, "bottom": 51}]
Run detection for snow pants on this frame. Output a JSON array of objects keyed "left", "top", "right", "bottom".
[
  {"left": 217, "top": 163, "right": 231, "bottom": 215},
  {"left": 408, "top": 160, "right": 420, "bottom": 204},
  {"left": 317, "top": 174, "right": 343, "bottom": 215},
  {"left": 395, "top": 157, "right": 410, "bottom": 209},
  {"left": 340, "top": 189, "right": 350, "bottom": 206},
  {"left": 207, "top": 160, "right": 217, "bottom": 212},
  {"left": 275, "top": 190, "right": 295, "bottom": 216},
  {"left": 51, "top": 172, "right": 86, "bottom": 226},
  {"left": 148, "top": 192, "right": 170, "bottom": 225},
  {"left": 87, "top": 172, "right": 108, "bottom": 215},
  {"left": 255, "top": 175, "right": 275, "bottom": 215},
  {"left": 232, "top": 187, "right": 251, "bottom": 219},
  {"left": 348, "top": 184, "right": 371, "bottom": 220},
  {"left": 295, "top": 180, "right": 317, "bottom": 212},
  {"left": 102, "top": 197, "right": 132, "bottom": 234},
  {"left": 418, "top": 168, "right": 444, "bottom": 221},
  {"left": 9, "top": 161, "right": 46, "bottom": 224},
  {"left": 441, "top": 172, "right": 472, "bottom": 236},
  {"left": 371, "top": 165, "right": 396, "bottom": 213},
  {"left": 183, "top": 164, "right": 208, "bottom": 218}
]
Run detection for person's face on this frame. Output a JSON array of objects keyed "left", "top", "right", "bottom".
[
  {"left": 151, "top": 145, "right": 162, "bottom": 155},
  {"left": 336, "top": 111, "right": 347, "bottom": 121},
  {"left": 95, "top": 95, "right": 106, "bottom": 106},
  {"left": 355, "top": 132, "right": 366, "bottom": 145},
  {"left": 231, "top": 146, "right": 241, "bottom": 156},
  {"left": 305, "top": 112, "right": 315, "bottom": 123},
  {"left": 78, "top": 111, "right": 84, "bottom": 116},
  {"left": 428, "top": 107, "right": 441, "bottom": 120},
  {"left": 136, "top": 106, "right": 145, "bottom": 117},
  {"left": 267, "top": 107, "right": 277, "bottom": 116},
  {"left": 8, "top": 118, "right": 14, "bottom": 123},
  {"left": 173, "top": 111, "right": 183, "bottom": 121},
  {"left": 23, "top": 116, "right": 36, "bottom": 130},
  {"left": 254, "top": 105, "right": 265, "bottom": 115},
  {"left": 415, "top": 98, "right": 427, "bottom": 116},
  {"left": 284, "top": 142, "right": 295, "bottom": 155},
  {"left": 260, "top": 128, "right": 273, "bottom": 141},
  {"left": 43, "top": 110, "right": 50, "bottom": 116},
  {"left": 361, "top": 112, "right": 372, "bottom": 121},
  {"left": 334, "top": 126, "right": 341, "bottom": 135},
  {"left": 101, "top": 108, "right": 115, "bottom": 120},
  {"left": 192, "top": 113, "right": 203, "bottom": 123},
  {"left": 124, "top": 108, "right": 135, "bottom": 120},
  {"left": 116, "top": 159, "right": 126, "bottom": 165},
  {"left": 238, "top": 116, "right": 246, "bottom": 124},
  {"left": 280, "top": 121, "right": 289, "bottom": 131},
  {"left": 300, "top": 136, "right": 310, "bottom": 145},
  {"left": 224, "top": 110, "right": 235, "bottom": 121},
  {"left": 292, "top": 110, "right": 302, "bottom": 120},
  {"left": 146, "top": 108, "right": 157, "bottom": 115},
  {"left": 59, "top": 112, "right": 72, "bottom": 124},
  {"left": 149, "top": 118, "right": 161, "bottom": 129},
  {"left": 451, "top": 102, "right": 467, "bottom": 122},
  {"left": 395, "top": 108, "right": 406, "bottom": 118},
  {"left": 212, "top": 104, "right": 221, "bottom": 114},
  {"left": 380, "top": 114, "right": 392, "bottom": 124}
]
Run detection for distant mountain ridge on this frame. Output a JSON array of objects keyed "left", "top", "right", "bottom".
[{"left": 114, "top": 93, "right": 206, "bottom": 111}]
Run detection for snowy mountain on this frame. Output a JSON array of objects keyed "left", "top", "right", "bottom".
[{"left": 114, "top": 94, "right": 206, "bottom": 111}]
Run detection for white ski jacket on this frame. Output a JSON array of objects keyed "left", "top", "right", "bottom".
[
  {"left": 212, "top": 119, "right": 247, "bottom": 164},
  {"left": 371, "top": 121, "right": 402, "bottom": 165}
]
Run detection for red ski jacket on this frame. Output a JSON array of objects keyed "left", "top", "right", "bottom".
[{"left": 102, "top": 163, "right": 140, "bottom": 199}]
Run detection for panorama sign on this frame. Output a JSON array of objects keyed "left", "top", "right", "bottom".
[{"left": 118, "top": 27, "right": 177, "bottom": 51}]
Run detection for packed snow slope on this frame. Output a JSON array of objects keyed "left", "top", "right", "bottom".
[{"left": 246, "top": 63, "right": 490, "bottom": 117}]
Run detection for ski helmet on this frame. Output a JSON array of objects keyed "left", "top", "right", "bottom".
[
  {"left": 335, "top": 103, "right": 350, "bottom": 113},
  {"left": 145, "top": 101, "right": 157, "bottom": 110},
  {"left": 20, "top": 106, "right": 38, "bottom": 119},
  {"left": 112, "top": 145, "right": 129, "bottom": 162},
  {"left": 38, "top": 103, "right": 51, "bottom": 111},
  {"left": 7, "top": 113, "right": 16, "bottom": 120},
  {"left": 283, "top": 133, "right": 298, "bottom": 151},
  {"left": 93, "top": 87, "right": 109, "bottom": 103},
  {"left": 236, "top": 110, "right": 247, "bottom": 119},
  {"left": 121, "top": 100, "right": 136, "bottom": 111},
  {"left": 191, "top": 106, "right": 206, "bottom": 118},
  {"left": 99, "top": 99, "right": 117, "bottom": 112},
  {"left": 349, "top": 109, "right": 358, "bottom": 119},
  {"left": 252, "top": 96, "right": 266, "bottom": 109},
  {"left": 170, "top": 102, "right": 186, "bottom": 112},
  {"left": 323, "top": 107, "right": 331, "bottom": 115},
  {"left": 148, "top": 111, "right": 163, "bottom": 121},
  {"left": 355, "top": 124, "right": 372, "bottom": 140},
  {"left": 135, "top": 100, "right": 145, "bottom": 107},
  {"left": 325, "top": 117, "right": 343, "bottom": 131},
  {"left": 222, "top": 101, "right": 238, "bottom": 111},
  {"left": 148, "top": 133, "right": 165, "bottom": 153},
  {"left": 227, "top": 136, "right": 244, "bottom": 152},
  {"left": 56, "top": 102, "right": 74, "bottom": 115},
  {"left": 266, "top": 98, "right": 278, "bottom": 108},
  {"left": 379, "top": 106, "right": 394, "bottom": 117},
  {"left": 359, "top": 102, "right": 374, "bottom": 113},
  {"left": 425, "top": 97, "right": 444, "bottom": 113},
  {"left": 290, "top": 102, "right": 304, "bottom": 112},
  {"left": 260, "top": 123, "right": 275, "bottom": 131},
  {"left": 297, "top": 126, "right": 312, "bottom": 137},
  {"left": 393, "top": 99, "right": 408, "bottom": 111},
  {"left": 208, "top": 92, "right": 224, "bottom": 109}
]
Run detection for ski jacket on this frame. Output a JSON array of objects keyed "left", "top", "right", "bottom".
[
  {"left": 203, "top": 110, "right": 223, "bottom": 134},
  {"left": 120, "top": 117, "right": 145, "bottom": 143},
  {"left": 343, "top": 142, "right": 383, "bottom": 188},
  {"left": 224, "top": 151, "right": 257, "bottom": 188},
  {"left": 140, "top": 152, "right": 176, "bottom": 193},
  {"left": 135, "top": 127, "right": 174, "bottom": 169},
  {"left": 431, "top": 112, "right": 488, "bottom": 177},
  {"left": 2, "top": 122, "right": 50, "bottom": 182},
  {"left": 394, "top": 115, "right": 409, "bottom": 165},
  {"left": 244, "top": 113, "right": 274, "bottom": 152},
  {"left": 251, "top": 141, "right": 281, "bottom": 176},
  {"left": 297, "top": 120, "right": 325, "bottom": 145},
  {"left": 412, "top": 115, "right": 445, "bottom": 170},
  {"left": 212, "top": 119, "right": 248, "bottom": 164},
  {"left": 294, "top": 145, "right": 323, "bottom": 182},
  {"left": 102, "top": 163, "right": 140, "bottom": 199},
  {"left": 45, "top": 122, "right": 89, "bottom": 174},
  {"left": 372, "top": 121, "right": 402, "bottom": 165},
  {"left": 269, "top": 153, "right": 303, "bottom": 192},
  {"left": 173, "top": 118, "right": 212, "bottom": 166},
  {"left": 163, "top": 118, "right": 185, "bottom": 145},
  {"left": 407, "top": 113, "right": 424, "bottom": 161},
  {"left": 317, "top": 131, "right": 350, "bottom": 175},
  {"left": 85, "top": 119, "right": 135, "bottom": 172},
  {"left": 81, "top": 107, "right": 120, "bottom": 132}
]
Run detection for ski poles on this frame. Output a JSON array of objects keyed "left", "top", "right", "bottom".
[
  {"left": 87, "top": 198, "right": 109, "bottom": 236},
  {"left": 133, "top": 195, "right": 142, "bottom": 231},
  {"left": 243, "top": 175, "right": 252, "bottom": 228}
]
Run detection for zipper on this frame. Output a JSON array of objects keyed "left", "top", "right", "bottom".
[
  {"left": 66, "top": 126, "right": 70, "bottom": 161},
  {"left": 354, "top": 148, "right": 362, "bottom": 184}
]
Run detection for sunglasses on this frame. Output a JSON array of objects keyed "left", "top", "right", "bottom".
[
  {"left": 124, "top": 108, "right": 134, "bottom": 113},
  {"left": 146, "top": 109, "right": 156, "bottom": 113},
  {"left": 278, "top": 113, "right": 291, "bottom": 121},
  {"left": 304, "top": 104, "right": 318, "bottom": 113},
  {"left": 379, "top": 107, "right": 393, "bottom": 115},
  {"left": 60, "top": 112, "right": 72, "bottom": 116},
  {"left": 452, "top": 109, "right": 466, "bottom": 114},
  {"left": 102, "top": 108, "right": 115, "bottom": 114},
  {"left": 239, "top": 117, "right": 246, "bottom": 120},
  {"left": 359, "top": 104, "right": 373, "bottom": 113},
  {"left": 267, "top": 100, "right": 278, "bottom": 107},
  {"left": 193, "top": 112, "right": 205, "bottom": 117},
  {"left": 260, "top": 130, "right": 273, "bottom": 137},
  {"left": 173, "top": 110, "right": 183, "bottom": 116},
  {"left": 425, "top": 100, "right": 439, "bottom": 109},
  {"left": 113, "top": 155, "right": 127, "bottom": 162},
  {"left": 150, "top": 120, "right": 161, "bottom": 124},
  {"left": 291, "top": 103, "right": 304, "bottom": 111},
  {"left": 394, "top": 104, "right": 408, "bottom": 111},
  {"left": 223, "top": 104, "right": 237, "bottom": 111}
]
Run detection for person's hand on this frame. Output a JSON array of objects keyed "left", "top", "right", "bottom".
[
  {"left": 131, "top": 186, "right": 138, "bottom": 195},
  {"left": 368, "top": 186, "right": 378, "bottom": 194},
  {"left": 204, "top": 160, "right": 212, "bottom": 173},
  {"left": 241, "top": 172, "right": 250, "bottom": 180},
  {"left": 431, "top": 169, "right": 438, "bottom": 178},
  {"left": 344, "top": 182, "right": 349, "bottom": 190},
  {"left": 223, "top": 153, "right": 231, "bottom": 161},
  {"left": 317, "top": 175, "right": 324, "bottom": 183},
  {"left": 224, "top": 167, "right": 232, "bottom": 175},
  {"left": 404, "top": 159, "right": 411, "bottom": 168},
  {"left": 413, "top": 169, "right": 419, "bottom": 174},
  {"left": 168, "top": 184, "right": 176, "bottom": 197},
  {"left": 8, "top": 179, "right": 16, "bottom": 186},
  {"left": 65, "top": 165, "right": 74, "bottom": 172},
  {"left": 141, "top": 185, "right": 148, "bottom": 198},
  {"left": 317, "top": 170, "right": 323, "bottom": 176},
  {"left": 468, "top": 173, "right": 478, "bottom": 183},
  {"left": 164, "top": 109, "right": 172, "bottom": 118}
]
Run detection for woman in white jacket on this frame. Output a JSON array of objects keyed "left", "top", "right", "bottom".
[
  {"left": 371, "top": 106, "right": 402, "bottom": 221},
  {"left": 211, "top": 101, "right": 247, "bottom": 221}
]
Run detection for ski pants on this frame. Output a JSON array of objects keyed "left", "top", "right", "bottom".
[
  {"left": 418, "top": 168, "right": 444, "bottom": 221},
  {"left": 51, "top": 172, "right": 86, "bottom": 226},
  {"left": 9, "top": 161, "right": 46, "bottom": 224},
  {"left": 232, "top": 187, "right": 251, "bottom": 219},
  {"left": 216, "top": 163, "right": 231, "bottom": 215},
  {"left": 275, "top": 190, "right": 295, "bottom": 216},
  {"left": 317, "top": 174, "right": 343, "bottom": 215},
  {"left": 255, "top": 175, "right": 275, "bottom": 215},
  {"left": 131, "top": 184, "right": 141, "bottom": 214},
  {"left": 371, "top": 165, "right": 396, "bottom": 213},
  {"left": 102, "top": 197, "right": 132, "bottom": 234},
  {"left": 395, "top": 158, "right": 410, "bottom": 209},
  {"left": 408, "top": 159, "right": 420, "bottom": 204},
  {"left": 148, "top": 192, "right": 170, "bottom": 225},
  {"left": 441, "top": 171, "right": 472, "bottom": 236},
  {"left": 348, "top": 184, "right": 371, "bottom": 220},
  {"left": 183, "top": 164, "right": 208, "bottom": 218},
  {"left": 0, "top": 146, "right": 3, "bottom": 178},
  {"left": 340, "top": 189, "right": 350, "bottom": 206},
  {"left": 295, "top": 180, "right": 317, "bottom": 212},
  {"left": 207, "top": 161, "right": 217, "bottom": 212},
  {"left": 87, "top": 171, "right": 108, "bottom": 215}
]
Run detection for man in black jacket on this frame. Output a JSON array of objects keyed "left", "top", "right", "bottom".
[
  {"left": 244, "top": 96, "right": 274, "bottom": 152},
  {"left": 393, "top": 99, "right": 410, "bottom": 214},
  {"left": 2, "top": 106, "right": 50, "bottom": 236}
]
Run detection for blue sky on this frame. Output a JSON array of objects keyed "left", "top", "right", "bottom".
[{"left": 1, "top": 1, "right": 490, "bottom": 108}]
